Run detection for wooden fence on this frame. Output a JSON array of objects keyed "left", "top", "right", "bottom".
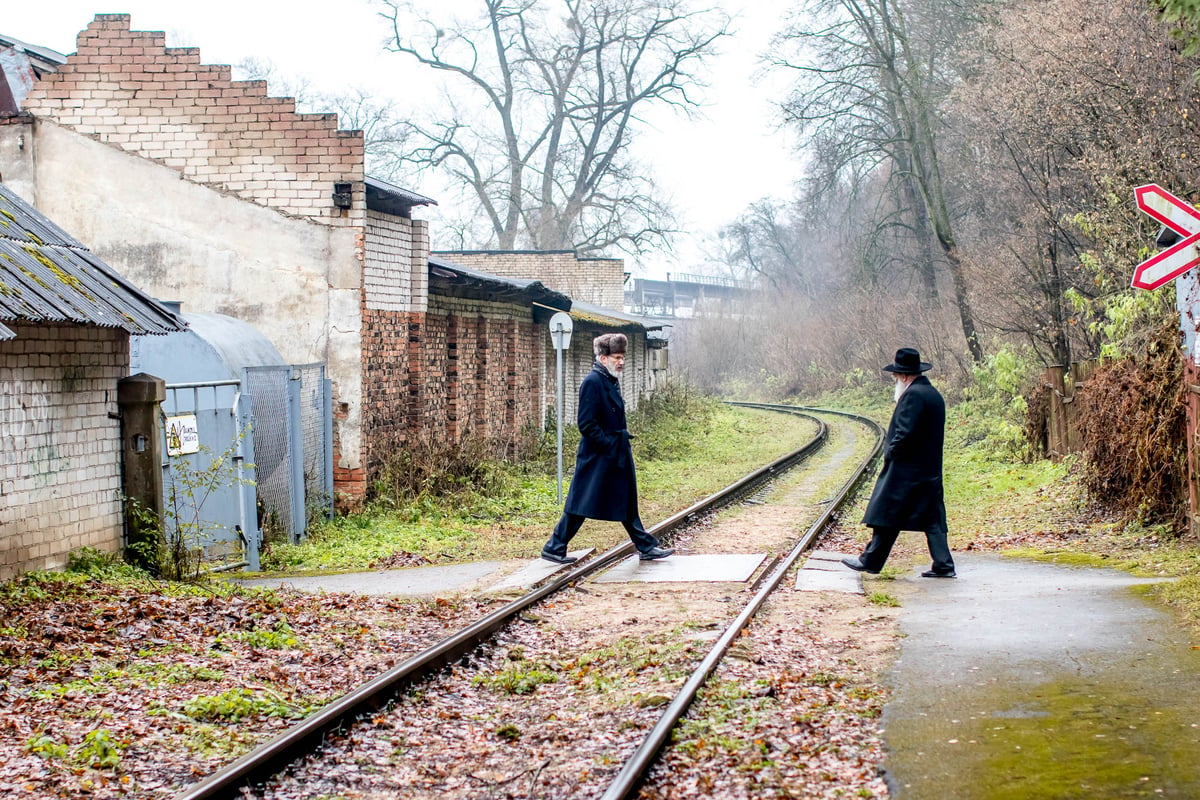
[{"left": 1038, "top": 361, "right": 1099, "bottom": 459}]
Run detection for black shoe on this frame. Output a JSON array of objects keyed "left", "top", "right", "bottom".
[
  {"left": 841, "top": 556, "right": 880, "bottom": 575},
  {"left": 541, "top": 551, "right": 577, "bottom": 565},
  {"left": 921, "top": 569, "right": 956, "bottom": 579},
  {"left": 639, "top": 546, "right": 675, "bottom": 561}
]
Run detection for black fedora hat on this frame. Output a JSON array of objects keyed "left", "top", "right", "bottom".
[{"left": 883, "top": 347, "right": 932, "bottom": 375}]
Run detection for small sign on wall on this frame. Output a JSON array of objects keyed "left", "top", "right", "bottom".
[{"left": 165, "top": 415, "right": 200, "bottom": 456}]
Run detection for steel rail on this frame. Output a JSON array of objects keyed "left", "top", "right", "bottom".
[
  {"left": 600, "top": 404, "right": 885, "bottom": 800},
  {"left": 174, "top": 406, "right": 829, "bottom": 800}
]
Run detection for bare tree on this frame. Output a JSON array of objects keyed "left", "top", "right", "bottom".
[
  {"left": 949, "top": 0, "right": 1200, "bottom": 363},
  {"left": 378, "top": 0, "right": 727, "bottom": 254},
  {"left": 774, "top": 0, "right": 989, "bottom": 363}
]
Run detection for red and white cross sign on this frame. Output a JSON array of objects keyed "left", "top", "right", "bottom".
[{"left": 1132, "top": 184, "right": 1200, "bottom": 290}]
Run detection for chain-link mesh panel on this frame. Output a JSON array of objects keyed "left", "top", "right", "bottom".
[
  {"left": 294, "top": 364, "right": 332, "bottom": 526},
  {"left": 244, "top": 366, "right": 296, "bottom": 541}
]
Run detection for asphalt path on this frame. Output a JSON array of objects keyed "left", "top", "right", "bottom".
[{"left": 883, "top": 553, "right": 1200, "bottom": 799}]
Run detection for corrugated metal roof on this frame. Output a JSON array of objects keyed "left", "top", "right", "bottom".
[
  {"left": 0, "top": 183, "right": 185, "bottom": 335},
  {"left": 428, "top": 255, "right": 571, "bottom": 311}
]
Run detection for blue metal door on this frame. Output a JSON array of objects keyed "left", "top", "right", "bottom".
[{"left": 161, "top": 380, "right": 260, "bottom": 571}]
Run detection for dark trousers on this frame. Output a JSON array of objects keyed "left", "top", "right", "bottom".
[
  {"left": 859, "top": 524, "right": 955, "bottom": 574},
  {"left": 544, "top": 512, "right": 659, "bottom": 557}
]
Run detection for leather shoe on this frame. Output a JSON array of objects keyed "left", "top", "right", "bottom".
[
  {"left": 540, "top": 551, "right": 577, "bottom": 565},
  {"left": 921, "top": 569, "right": 956, "bottom": 578},
  {"left": 841, "top": 556, "right": 880, "bottom": 575},
  {"left": 639, "top": 546, "right": 675, "bottom": 561}
]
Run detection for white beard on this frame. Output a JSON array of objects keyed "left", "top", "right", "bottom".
[{"left": 894, "top": 378, "right": 908, "bottom": 403}]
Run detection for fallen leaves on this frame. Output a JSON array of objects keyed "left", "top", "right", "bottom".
[{"left": 0, "top": 573, "right": 496, "bottom": 799}]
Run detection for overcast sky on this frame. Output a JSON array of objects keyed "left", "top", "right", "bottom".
[{"left": 3, "top": 1, "right": 801, "bottom": 279}]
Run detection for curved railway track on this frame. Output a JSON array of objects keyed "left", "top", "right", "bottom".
[{"left": 176, "top": 405, "right": 883, "bottom": 800}]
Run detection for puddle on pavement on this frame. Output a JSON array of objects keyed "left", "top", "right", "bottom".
[{"left": 881, "top": 555, "right": 1200, "bottom": 799}]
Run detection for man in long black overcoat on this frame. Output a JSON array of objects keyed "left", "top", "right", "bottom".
[
  {"left": 541, "top": 333, "right": 674, "bottom": 564},
  {"left": 842, "top": 347, "right": 957, "bottom": 578}
]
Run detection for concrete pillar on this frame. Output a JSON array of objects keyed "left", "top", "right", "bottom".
[{"left": 118, "top": 372, "right": 165, "bottom": 571}]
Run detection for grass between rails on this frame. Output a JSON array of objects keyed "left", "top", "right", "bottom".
[{"left": 257, "top": 396, "right": 821, "bottom": 574}]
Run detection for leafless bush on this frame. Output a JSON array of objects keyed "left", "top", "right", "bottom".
[{"left": 1074, "top": 323, "right": 1187, "bottom": 532}]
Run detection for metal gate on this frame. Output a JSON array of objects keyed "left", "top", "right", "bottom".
[
  {"left": 243, "top": 364, "right": 333, "bottom": 544},
  {"left": 161, "top": 380, "right": 260, "bottom": 570}
]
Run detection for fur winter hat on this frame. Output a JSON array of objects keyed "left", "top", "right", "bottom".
[{"left": 593, "top": 333, "right": 627, "bottom": 357}]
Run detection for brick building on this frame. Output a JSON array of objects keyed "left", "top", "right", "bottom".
[
  {"left": 434, "top": 249, "right": 668, "bottom": 418},
  {"left": 0, "top": 181, "right": 182, "bottom": 578},
  {"left": 0, "top": 14, "right": 636, "bottom": 508}
]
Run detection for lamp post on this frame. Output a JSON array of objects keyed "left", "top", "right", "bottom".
[{"left": 548, "top": 312, "right": 574, "bottom": 503}]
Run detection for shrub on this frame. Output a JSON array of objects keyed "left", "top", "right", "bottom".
[{"left": 1073, "top": 322, "right": 1187, "bottom": 532}]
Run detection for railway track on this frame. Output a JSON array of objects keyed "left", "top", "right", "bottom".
[{"left": 176, "top": 405, "right": 883, "bottom": 799}]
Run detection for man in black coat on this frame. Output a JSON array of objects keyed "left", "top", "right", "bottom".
[
  {"left": 541, "top": 333, "right": 674, "bottom": 564},
  {"left": 842, "top": 347, "right": 956, "bottom": 578}
]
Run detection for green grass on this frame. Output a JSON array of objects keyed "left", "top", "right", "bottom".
[
  {"left": 255, "top": 395, "right": 820, "bottom": 573},
  {"left": 867, "top": 591, "right": 900, "bottom": 607}
]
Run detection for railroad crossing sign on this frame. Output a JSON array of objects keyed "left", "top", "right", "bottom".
[{"left": 1132, "top": 184, "right": 1200, "bottom": 290}]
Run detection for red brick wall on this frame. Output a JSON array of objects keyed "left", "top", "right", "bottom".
[
  {"left": 358, "top": 296, "right": 545, "bottom": 495},
  {"left": 360, "top": 307, "right": 413, "bottom": 489},
  {"left": 22, "top": 14, "right": 365, "bottom": 225}
]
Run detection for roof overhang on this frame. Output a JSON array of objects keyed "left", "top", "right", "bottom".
[
  {"left": 566, "top": 299, "right": 664, "bottom": 333},
  {"left": 365, "top": 176, "right": 437, "bottom": 219},
  {"left": 428, "top": 255, "right": 571, "bottom": 319}
]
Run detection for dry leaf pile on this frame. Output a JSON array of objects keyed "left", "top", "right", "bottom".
[{"left": 0, "top": 574, "right": 494, "bottom": 798}]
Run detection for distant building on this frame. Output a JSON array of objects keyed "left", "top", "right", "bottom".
[{"left": 625, "top": 272, "right": 758, "bottom": 320}]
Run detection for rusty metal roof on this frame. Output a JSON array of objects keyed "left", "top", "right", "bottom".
[{"left": 0, "top": 182, "right": 184, "bottom": 335}]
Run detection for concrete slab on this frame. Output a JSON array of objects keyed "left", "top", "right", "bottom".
[
  {"left": 487, "top": 549, "right": 595, "bottom": 591},
  {"left": 809, "top": 549, "right": 851, "bottom": 562},
  {"left": 593, "top": 553, "right": 767, "bottom": 584},
  {"left": 796, "top": 568, "right": 863, "bottom": 594},
  {"left": 803, "top": 551, "right": 853, "bottom": 572},
  {"left": 238, "top": 561, "right": 504, "bottom": 597}
]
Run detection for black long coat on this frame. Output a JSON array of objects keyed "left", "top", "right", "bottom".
[
  {"left": 861, "top": 375, "right": 948, "bottom": 531},
  {"left": 564, "top": 361, "right": 638, "bottom": 521}
]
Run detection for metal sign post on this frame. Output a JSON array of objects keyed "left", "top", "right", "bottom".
[
  {"left": 1133, "top": 184, "right": 1200, "bottom": 538},
  {"left": 549, "top": 312, "right": 574, "bottom": 503}
]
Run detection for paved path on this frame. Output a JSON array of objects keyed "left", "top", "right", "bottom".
[{"left": 884, "top": 553, "right": 1200, "bottom": 799}]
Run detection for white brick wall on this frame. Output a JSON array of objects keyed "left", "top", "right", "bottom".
[
  {"left": 365, "top": 212, "right": 430, "bottom": 314},
  {"left": 0, "top": 323, "right": 128, "bottom": 578},
  {"left": 364, "top": 210, "right": 414, "bottom": 312}
]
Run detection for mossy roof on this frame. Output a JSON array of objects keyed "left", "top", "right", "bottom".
[{"left": 0, "top": 182, "right": 184, "bottom": 338}]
